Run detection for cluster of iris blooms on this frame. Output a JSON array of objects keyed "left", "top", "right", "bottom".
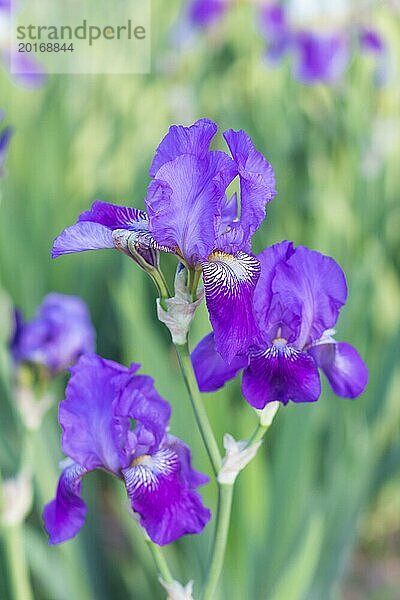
[
  {"left": 1, "top": 4, "right": 373, "bottom": 593},
  {"left": 7, "top": 119, "right": 368, "bottom": 594},
  {"left": 183, "top": 0, "right": 386, "bottom": 85}
]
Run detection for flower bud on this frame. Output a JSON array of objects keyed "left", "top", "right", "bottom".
[
  {"left": 256, "top": 401, "right": 280, "bottom": 427},
  {"left": 157, "top": 266, "right": 203, "bottom": 345},
  {"left": 160, "top": 579, "right": 194, "bottom": 600},
  {"left": 218, "top": 433, "right": 262, "bottom": 485},
  {"left": 1, "top": 470, "right": 33, "bottom": 526}
]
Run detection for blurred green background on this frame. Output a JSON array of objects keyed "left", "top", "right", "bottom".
[{"left": 1, "top": 1, "right": 400, "bottom": 598}]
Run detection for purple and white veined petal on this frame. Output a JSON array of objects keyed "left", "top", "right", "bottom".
[
  {"left": 149, "top": 118, "right": 218, "bottom": 177},
  {"left": 42, "top": 461, "right": 88, "bottom": 545},
  {"left": 223, "top": 129, "right": 277, "bottom": 245},
  {"left": 308, "top": 341, "right": 368, "bottom": 398},
  {"left": 202, "top": 251, "right": 261, "bottom": 363},
  {"left": 52, "top": 221, "right": 114, "bottom": 258},
  {"left": 192, "top": 332, "right": 248, "bottom": 392},
  {"left": 165, "top": 435, "right": 209, "bottom": 488},
  {"left": 78, "top": 200, "right": 147, "bottom": 230},
  {"left": 242, "top": 344, "right": 321, "bottom": 408},
  {"left": 272, "top": 246, "right": 348, "bottom": 349},
  {"left": 123, "top": 445, "right": 210, "bottom": 545},
  {"left": 60, "top": 354, "right": 141, "bottom": 473},
  {"left": 146, "top": 151, "right": 235, "bottom": 263}
]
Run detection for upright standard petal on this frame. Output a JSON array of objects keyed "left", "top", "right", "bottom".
[
  {"left": 254, "top": 241, "right": 295, "bottom": 334},
  {"left": 223, "top": 129, "right": 276, "bottom": 244},
  {"left": 309, "top": 341, "right": 368, "bottom": 398},
  {"left": 191, "top": 332, "right": 248, "bottom": 392},
  {"left": 115, "top": 374, "right": 171, "bottom": 462},
  {"left": 52, "top": 221, "right": 114, "bottom": 258},
  {"left": 271, "top": 246, "right": 348, "bottom": 349},
  {"left": 60, "top": 355, "right": 141, "bottom": 473},
  {"left": 123, "top": 442, "right": 210, "bottom": 545},
  {"left": 149, "top": 119, "right": 218, "bottom": 177},
  {"left": 42, "top": 462, "right": 88, "bottom": 544},
  {"left": 242, "top": 344, "right": 321, "bottom": 408},
  {"left": 202, "top": 251, "right": 261, "bottom": 363},
  {"left": 146, "top": 151, "right": 235, "bottom": 262}
]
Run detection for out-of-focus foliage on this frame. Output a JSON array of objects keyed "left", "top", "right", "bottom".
[{"left": 0, "top": 1, "right": 399, "bottom": 598}]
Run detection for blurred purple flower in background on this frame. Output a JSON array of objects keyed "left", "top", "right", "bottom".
[
  {"left": 43, "top": 354, "right": 210, "bottom": 546},
  {"left": 188, "top": 0, "right": 230, "bottom": 28},
  {"left": 11, "top": 293, "right": 96, "bottom": 375},
  {"left": 260, "top": 2, "right": 386, "bottom": 85},
  {"left": 0, "top": 0, "right": 46, "bottom": 87},
  {"left": 0, "top": 110, "right": 12, "bottom": 174},
  {"left": 193, "top": 242, "right": 368, "bottom": 408},
  {"left": 53, "top": 119, "right": 277, "bottom": 363}
]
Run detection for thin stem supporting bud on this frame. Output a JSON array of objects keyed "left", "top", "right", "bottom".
[
  {"left": 174, "top": 342, "right": 221, "bottom": 476},
  {"left": 146, "top": 539, "right": 174, "bottom": 585}
]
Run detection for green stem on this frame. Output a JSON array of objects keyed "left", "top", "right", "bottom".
[
  {"left": 188, "top": 268, "right": 201, "bottom": 302},
  {"left": 149, "top": 269, "right": 171, "bottom": 306},
  {"left": 202, "top": 484, "right": 233, "bottom": 600},
  {"left": 247, "top": 422, "right": 269, "bottom": 446},
  {"left": 146, "top": 539, "right": 174, "bottom": 584},
  {"left": 2, "top": 524, "right": 33, "bottom": 600},
  {"left": 174, "top": 342, "right": 221, "bottom": 475},
  {"left": 202, "top": 419, "right": 273, "bottom": 599}
]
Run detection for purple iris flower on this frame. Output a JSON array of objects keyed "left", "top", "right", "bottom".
[
  {"left": 188, "top": 0, "right": 230, "bottom": 28},
  {"left": 43, "top": 354, "right": 210, "bottom": 546},
  {"left": 11, "top": 293, "right": 96, "bottom": 375},
  {"left": 293, "top": 31, "right": 349, "bottom": 84},
  {"left": 260, "top": 3, "right": 349, "bottom": 84},
  {"left": 259, "top": 3, "right": 385, "bottom": 85},
  {"left": 0, "top": 110, "right": 12, "bottom": 175},
  {"left": 52, "top": 119, "right": 277, "bottom": 363},
  {"left": 192, "top": 242, "right": 368, "bottom": 408}
]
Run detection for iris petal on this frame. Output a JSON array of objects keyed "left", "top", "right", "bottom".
[
  {"left": 146, "top": 151, "right": 235, "bottom": 262},
  {"left": 78, "top": 200, "right": 147, "bottom": 229},
  {"left": 42, "top": 462, "right": 87, "bottom": 545},
  {"left": 123, "top": 441, "right": 210, "bottom": 546},
  {"left": 242, "top": 344, "right": 321, "bottom": 408},
  {"left": 192, "top": 332, "right": 248, "bottom": 392},
  {"left": 223, "top": 128, "right": 276, "bottom": 244},
  {"left": 60, "top": 354, "right": 141, "bottom": 473},
  {"left": 202, "top": 251, "right": 261, "bottom": 363},
  {"left": 52, "top": 221, "right": 114, "bottom": 258},
  {"left": 271, "top": 246, "right": 348, "bottom": 348},
  {"left": 149, "top": 118, "right": 218, "bottom": 177},
  {"left": 309, "top": 341, "right": 368, "bottom": 398}
]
